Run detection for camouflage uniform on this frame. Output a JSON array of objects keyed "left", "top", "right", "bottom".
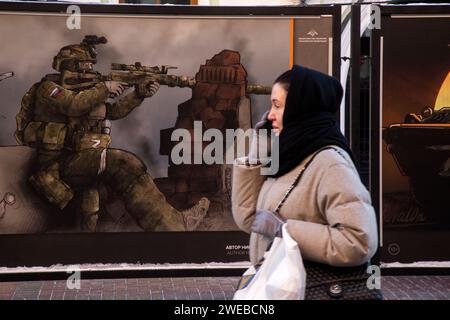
[{"left": 17, "top": 37, "right": 208, "bottom": 232}]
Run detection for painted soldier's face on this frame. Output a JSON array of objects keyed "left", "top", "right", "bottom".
[{"left": 77, "top": 61, "right": 95, "bottom": 72}]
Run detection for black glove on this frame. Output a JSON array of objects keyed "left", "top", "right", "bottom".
[
  {"left": 250, "top": 209, "right": 284, "bottom": 239},
  {"left": 248, "top": 111, "right": 272, "bottom": 165},
  {"left": 255, "top": 110, "right": 273, "bottom": 130}
]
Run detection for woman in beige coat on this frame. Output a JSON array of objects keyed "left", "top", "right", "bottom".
[{"left": 232, "top": 65, "right": 378, "bottom": 267}]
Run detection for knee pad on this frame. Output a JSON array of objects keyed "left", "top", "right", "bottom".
[{"left": 104, "top": 149, "right": 148, "bottom": 193}]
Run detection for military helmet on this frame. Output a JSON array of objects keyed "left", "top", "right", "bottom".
[{"left": 52, "top": 35, "right": 107, "bottom": 72}]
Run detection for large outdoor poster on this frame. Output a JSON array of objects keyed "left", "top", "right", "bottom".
[
  {"left": 380, "top": 13, "right": 450, "bottom": 262},
  {"left": 0, "top": 4, "right": 336, "bottom": 265}
]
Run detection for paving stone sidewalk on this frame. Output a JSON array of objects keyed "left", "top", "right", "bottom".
[{"left": 0, "top": 276, "right": 449, "bottom": 300}]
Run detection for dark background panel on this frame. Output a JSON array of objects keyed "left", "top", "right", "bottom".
[{"left": 0, "top": 231, "right": 250, "bottom": 267}]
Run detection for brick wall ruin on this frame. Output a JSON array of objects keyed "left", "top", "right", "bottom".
[{"left": 156, "top": 50, "right": 252, "bottom": 210}]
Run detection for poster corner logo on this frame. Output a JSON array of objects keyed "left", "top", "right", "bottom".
[{"left": 307, "top": 29, "right": 319, "bottom": 37}]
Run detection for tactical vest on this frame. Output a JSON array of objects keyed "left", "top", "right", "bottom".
[
  {"left": 15, "top": 74, "right": 63, "bottom": 149},
  {"left": 17, "top": 74, "right": 111, "bottom": 151}
]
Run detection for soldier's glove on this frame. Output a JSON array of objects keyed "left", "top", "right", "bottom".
[
  {"left": 104, "top": 81, "right": 128, "bottom": 98},
  {"left": 248, "top": 110, "right": 272, "bottom": 165},
  {"left": 251, "top": 209, "right": 285, "bottom": 239},
  {"left": 135, "top": 81, "right": 160, "bottom": 98}
]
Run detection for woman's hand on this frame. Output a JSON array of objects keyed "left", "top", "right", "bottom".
[{"left": 251, "top": 209, "right": 284, "bottom": 239}]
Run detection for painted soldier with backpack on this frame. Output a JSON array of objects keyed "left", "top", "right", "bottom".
[{"left": 15, "top": 35, "right": 209, "bottom": 232}]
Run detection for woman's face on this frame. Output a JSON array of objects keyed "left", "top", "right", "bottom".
[{"left": 268, "top": 82, "right": 288, "bottom": 135}]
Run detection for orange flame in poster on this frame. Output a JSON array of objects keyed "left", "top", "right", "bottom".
[{"left": 435, "top": 71, "right": 450, "bottom": 111}]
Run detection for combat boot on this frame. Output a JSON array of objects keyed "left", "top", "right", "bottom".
[{"left": 122, "top": 174, "right": 211, "bottom": 232}]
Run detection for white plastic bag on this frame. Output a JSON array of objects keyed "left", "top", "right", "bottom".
[{"left": 233, "top": 224, "right": 306, "bottom": 300}]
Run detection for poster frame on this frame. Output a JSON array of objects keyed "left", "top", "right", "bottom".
[{"left": 0, "top": 1, "right": 341, "bottom": 268}]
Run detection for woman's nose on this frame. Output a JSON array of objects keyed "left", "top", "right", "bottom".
[{"left": 267, "top": 109, "right": 276, "bottom": 121}]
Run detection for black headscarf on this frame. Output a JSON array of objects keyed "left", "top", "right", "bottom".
[{"left": 272, "top": 65, "right": 354, "bottom": 177}]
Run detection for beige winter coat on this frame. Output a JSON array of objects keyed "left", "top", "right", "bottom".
[{"left": 232, "top": 146, "right": 378, "bottom": 267}]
